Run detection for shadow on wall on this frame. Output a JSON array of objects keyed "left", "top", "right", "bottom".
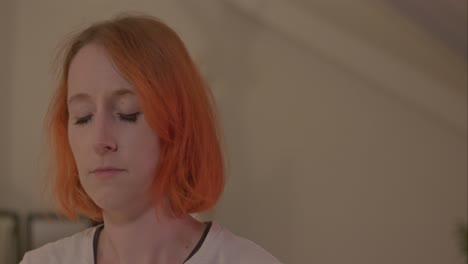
[{"left": 384, "top": 0, "right": 468, "bottom": 61}]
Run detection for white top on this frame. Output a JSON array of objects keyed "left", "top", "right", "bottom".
[{"left": 20, "top": 221, "right": 282, "bottom": 264}]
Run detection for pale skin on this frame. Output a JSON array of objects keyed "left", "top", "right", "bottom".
[{"left": 67, "top": 43, "right": 206, "bottom": 264}]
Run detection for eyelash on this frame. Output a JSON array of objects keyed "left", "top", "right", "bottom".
[{"left": 73, "top": 112, "right": 141, "bottom": 126}]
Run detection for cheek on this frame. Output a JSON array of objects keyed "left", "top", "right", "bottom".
[
  {"left": 67, "top": 129, "right": 78, "bottom": 158},
  {"left": 67, "top": 127, "right": 87, "bottom": 169},
  {"left": 128, "top": 131, "right": 161, "bottom": 180}
]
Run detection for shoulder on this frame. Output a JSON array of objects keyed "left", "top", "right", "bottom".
[
  {"left": 217, "top": 225, "right": 282, "bottom": 263},
  {"left": 20, "top": 225, "right": 97, "bottom": 264},
  {"left": 189, "top": 221, "right": 282, "bottom": 264}
]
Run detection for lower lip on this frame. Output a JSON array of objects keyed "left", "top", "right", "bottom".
[{"left": 93, "top": 169, "right": 124, "bottom": 179}]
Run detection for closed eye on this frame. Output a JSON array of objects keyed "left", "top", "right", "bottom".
[
  {"left": 74, "top": 114, "right": 92, "bottom": 125},
  {"left": 118, "top": 112, "right": 141, "bottom": 123},
  {"left": 72, "top": 112, "right": 141, "bottom": 126}
]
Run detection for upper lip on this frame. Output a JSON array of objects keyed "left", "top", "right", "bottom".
[{"left": 91, "top": 166, "right": 125, "bottom": 173}]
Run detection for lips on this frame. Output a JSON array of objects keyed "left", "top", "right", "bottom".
[
  {"left": 91, "top": 167, "right": 125, "bottom": 178},
  {"left": 91, "top": 166, "right": 124, "bottom": 173}
]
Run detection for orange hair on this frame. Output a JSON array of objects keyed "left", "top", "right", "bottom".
[{"left": 46, "top": 14, "right": 225, "bottom": 221}]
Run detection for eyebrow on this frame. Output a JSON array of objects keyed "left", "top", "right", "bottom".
[{"left": 67, "top": 88, "right": 136, "bottom": 105}]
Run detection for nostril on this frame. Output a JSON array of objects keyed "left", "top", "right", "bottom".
[{"left": 94, "top": 142, "right": 118, "bottom": 155}]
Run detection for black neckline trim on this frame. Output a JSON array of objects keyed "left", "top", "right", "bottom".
[
  {"left": 93, "top": 225, "right": 104, "bottom": 264},
  {"left": 92, "top": 221, "right": 212, "bottom": 264},
  {"left": 183, "top": 221, "right": 212, "bottom": 262}
]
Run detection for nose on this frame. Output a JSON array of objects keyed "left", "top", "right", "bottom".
[
  {"left": 94, "top": 141, "right": 118, "bottom": 156},
  {"left": 92, "top": 115, "right": 118, "bottom": 156}
]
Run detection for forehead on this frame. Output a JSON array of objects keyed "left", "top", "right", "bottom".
[{"left": 67, "top": 43, "right": 132, "bottom": 96}]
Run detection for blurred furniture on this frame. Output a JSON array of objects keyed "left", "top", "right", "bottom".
[
  {"left": 26, "top": 212, "right": 93, "bottom": 251},
  {"left": 0, "top": 210, "right": 20, "bottom": 264}
]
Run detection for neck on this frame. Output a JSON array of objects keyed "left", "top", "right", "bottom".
[{"left": 98, "top": 205, "right": 206, "bottom": 264}]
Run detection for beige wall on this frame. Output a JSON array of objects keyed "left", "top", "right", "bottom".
[
  {"left": 1, "top": 0, "right": 466, "bottom": 263},
  {"left": 0, "top": 0, "right": 14, "bottom": 210}
]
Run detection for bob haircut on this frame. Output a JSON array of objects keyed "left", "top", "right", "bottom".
[{"left": 46, "top": 14, "right": 225, "bottom": 221}]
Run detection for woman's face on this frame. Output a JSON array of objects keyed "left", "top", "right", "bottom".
[{"left": 67, "top": 43, "right": 160, "bottom": 214}]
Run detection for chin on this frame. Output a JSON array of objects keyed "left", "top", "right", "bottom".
[{"left": 94, "top": 192, "right": 152, "bottom": 217}]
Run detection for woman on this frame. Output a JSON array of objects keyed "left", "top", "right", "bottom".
[{"left": 20, "top": 14, "right": 281, "bottom": 264}]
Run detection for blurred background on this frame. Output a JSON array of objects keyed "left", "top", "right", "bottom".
[{"left": 0, "top": 0, "right": 466, "bottom": 263}]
